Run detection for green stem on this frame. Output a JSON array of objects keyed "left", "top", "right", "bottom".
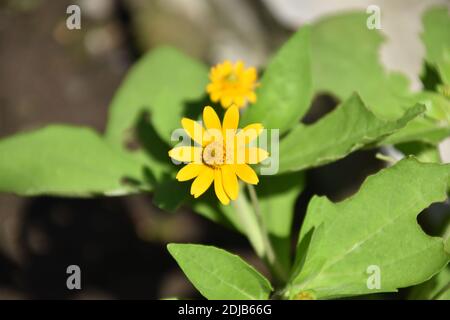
[
  {"left": 232, "top": 182, "right": 288, "bottom": 283},
  {"left": 247, "top": 184, "right": 287, "bottom": 283},
  {"left": 246, "top": 185, "right": 275, "bottom": 263},
  {"left": 232, "top": 190, "right": 265, "bottom": 258},
  {"left": 431, "top": 281, "right": 450, "bottom": 300}
]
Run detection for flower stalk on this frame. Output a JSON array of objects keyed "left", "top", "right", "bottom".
[{"left": 233, "top": 183, "right": 288, "bottom": 284}]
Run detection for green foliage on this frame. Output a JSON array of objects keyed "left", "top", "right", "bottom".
[
  {"left": 310, "top": 10, "right": 450, "bottom": 145},
  {"left": 278, "top": 94, "right": 424, "bottom": 173},
  {"left": 106, "top": 46, "right": 208, "bottom": 145},
  {"left": 105, "top": 47, "right": 208, "bottom": 185},
  {"left": 288, "top": 158, "right": 450, "bottom": 299},
  {"left": 0, "top": 125, "right": 143, "bottom": 196},
  {"left": 167, "top": 243, "right": 272, "bottom": 300},
  {"left": 257, "top": 172, "right": 305, "bottom": 273},
  {"left": 310, "top": 12, "right": 411, "bottom": 119},
  {"left": 242, "top": 27, "right": 312, "bottom": 133},
  {"left": 0, "top": 6, "right": 448, "bottom": 301},
  {"left": 422, "top": 6, "right": 450, "bottom": 85},
  {"left": 409, "top": 267, "right": 450, "bottom": 300}
]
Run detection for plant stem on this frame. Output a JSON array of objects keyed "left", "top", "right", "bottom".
[
  {"left": 246, "top": 184, "right": 288, "bottom": 283},
  {"left": 232, "top": 191, "right": 265, "bottom": 258},
  {"left": 431, "top": 281, "right": 450, "bottom": 300}
]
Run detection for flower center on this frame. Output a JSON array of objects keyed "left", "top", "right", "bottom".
[
  {"left": 202, "top": 141, "right": 225, "bottom": 167},
  {"left": 225, "top": 72, "right": 238, "bottom": 83}
]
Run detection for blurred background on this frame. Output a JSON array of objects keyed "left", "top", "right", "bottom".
[{"left": 0, "top": 0, "right": 449, "bottom": 299}]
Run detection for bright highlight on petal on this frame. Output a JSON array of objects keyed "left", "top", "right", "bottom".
[
  {"left": 168, "top": 106, "right": 269, "bottom": 205},
  {"left": 236, "top": 123, "right": 263, "bottom": 145},
  {"left": 206, "top": 60, "right": 259, "bottom": 109},
  {"left": 245, "top": 147, "right": 269, "bottom": 164},
  {"left": 168, "top": 146, "right": 202, "bottom": 163},
  {"left": 181, "top": 118, "right": 206, "bottom": 146}
]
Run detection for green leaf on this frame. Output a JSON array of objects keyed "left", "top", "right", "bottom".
[
  {"left": 191, "top": 194, "right": 244, "bottom": 233},
  {"left": 311, "top": 12, "right": 411, "bottom": 120},
  {"left": 394, "top": 142, "right": 442, "bottom": 163},
  {"left": 106, "top": 46, "right": 208, "bottom": 145},
  {"left": 105, "top": 47, "right": 208, "bottom": 184},
  {"left": 409, "top": 266, "right": 450, "bottom": 300},
  {"left": 258, "top": 172, "right": 305, "bottom": 272},
  {"left": 278, "top": 94, "right": 424, "bottom": 173},
  {"left": 242, "top": 26, "right": 312, "bottom": 133},
  {"left": 311, "top": 11, "right": 449, "bottom": 146},
  {"left": 288, "top": 158, "right": 450, "bottom": 299},
  {"left": 0, "top": 125, "right": 143, "bottom": 196},
  {"left": 382, "top": 92, "right": 450, "bottom": 146},
  {"left": 167, "top": 243, "right": 272, "bottom": 300},
  {"left": 422, "top": 6, "right": 450, "bottom": 85},
  {"left": 152, "top": 176, "right": 189, "bottom": 212},
  {"left": 382, "top": 118, "right": 450, "bottom": 146}
]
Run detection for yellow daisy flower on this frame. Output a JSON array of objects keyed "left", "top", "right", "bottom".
[
  {"left": 168, "top": 105, "right": 268, "bottom": 205},
  {"left": 206, "top": 60, "right": 258, "bottom": 109}
]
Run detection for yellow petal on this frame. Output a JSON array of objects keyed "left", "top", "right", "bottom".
[
  {"left": 223, "top": 105, "right": 239, "bottom": 136},
  {"left": 235, "top": 164, "right": 259, "bottom": 185},
  {"left": 176, "top": 163, "right": 204, "bottom": 181},
  {"left": 168, "top": 146, "right": 202, "bottom": 163},
  {"left": 245, "top": 147, "right": 269, "bottom": 164},
  {"left": 203, "top": 106, "right": 222, "bottom": 131},
  {"left": 221, "top": 96, "right": 233, "bottom": 108},
  {"left": 190, "top": 166, "right": 214, "bottom": 198},
  {"left": 221, "top": 165, "right": 239, "bottom": 200},
  {"left": 214, "top": 169, "right": 230, "bottom": 205},
  {"left": 236, "top": 123, "right": 263, "bottom": 145},
  {"left": 181, "top": 118, "right": 206, "bottom": 146},
  {"left": 210, "top": 92, "right": 221, "bottom": 102},
  {"left": 234, "top": 96, "right": 245, "bottom": 108}
]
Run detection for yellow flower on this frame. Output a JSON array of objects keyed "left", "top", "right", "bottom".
[
  {"left": 206, "top": 60, "right": 258, "bottom": 109},
  {"left": 168, "top": 105, "right": 268, "bottom": 205}
]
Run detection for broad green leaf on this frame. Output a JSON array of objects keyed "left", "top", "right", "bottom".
[
  {"left": 311, "top": 11, "right": 449, "bottom": 145},
  {"left": 382, "top": 91, "right": 450, "bottom": 146},
  {"left": 409, "top": 266, "right": 450, "bottom": 300},
  {"left": 287, "top": 158, "right": 450, "bottom": 299},
  {"left": 311, "top": 12, "right": 411, "bottom": 120},
  {"left": 278, "top": 94, "right": 424, "bottom": 173},
  {"left": 0, "top": 125, "right": 143, "bottom": 196},
  {"left": 106, "top": 46, "right": 208, "bottom": 145},
  {"left": 191, "top": 173, "right": 306, "bottom": 275},
  {"left": 258, "top": 172, "right": 305, "bottom": 273},
  {"left": 191, "top": 192, "right": 244, "bottom": 233},
  {"left": 382, "top": 118, "right": 450, "bottom": 146},
  {"left": 105, "top": 47, "right": 208, "bottom": 183},
  {"left": 242, "top": 26, "right": 312, "bottom": 133},
  {"left": 167, "top": 243, "right": 272, "bottom": 300},
  {"left": 422, "top": 6, "right": 450, "bottom": 85}
]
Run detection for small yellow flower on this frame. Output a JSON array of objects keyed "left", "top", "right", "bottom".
[
  {"left": 168, "top": 105, "right": 268, "bottom": 205},
  {"left": 206, "top": 60, "right": 258, "bottom": 109}
]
